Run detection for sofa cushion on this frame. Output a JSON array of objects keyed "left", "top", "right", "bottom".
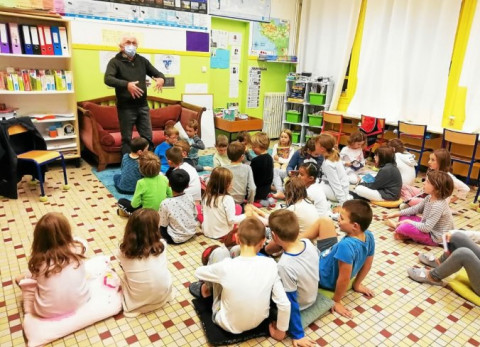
[
  {"left": 150, "top": 104, "right": 182, "bottom": 129},
  {"left": 82, "top": 102, "right": 119, "bottom": 131},
  {"left": 152, "top": 130, "right": 166, "bottom": 145},
  {"left": 180, "top": 107, "right": 199, "bottom": 130}
]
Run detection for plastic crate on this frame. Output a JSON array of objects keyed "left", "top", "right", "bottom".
[
  {"left": 305, "top": 135, "right": 312, "bottom": 142},
  {"left": 286, "top": 110, "right": 302, "bottom": 123},
  {"left": 308, "top": 114, "right": 323, "bottom": 127},
  {"left": 291, "top": 132, "right": 300, "bottom": 143},
  {"left": 309, "top": 92, "right": 326, "bottom": 106}
]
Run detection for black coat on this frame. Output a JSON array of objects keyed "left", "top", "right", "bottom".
[{"left": 0, "top": 117, "right": 46, "bottom": 199}]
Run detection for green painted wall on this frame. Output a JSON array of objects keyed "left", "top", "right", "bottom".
[{"left": 73, "top": 17, "right": 295, "bottom": 119}]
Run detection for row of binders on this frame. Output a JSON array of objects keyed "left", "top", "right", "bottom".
[
  {"left": 0, "top": 68, "right": 73, "bottom": 92},
  {"left": 0, "top": 23, "right": 69, "bottom": 56}
]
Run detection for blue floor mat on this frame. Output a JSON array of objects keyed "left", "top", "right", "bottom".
[{"left": 92, "top": 154, "right": 214, "bottom": 201}]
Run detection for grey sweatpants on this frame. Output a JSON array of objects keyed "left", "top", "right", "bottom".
[{"left": 430, "top": 232, "right": 480, "bottom": 295}]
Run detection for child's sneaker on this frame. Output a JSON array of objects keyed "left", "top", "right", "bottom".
[
  {"left": 117, "top": 208, "right": 130, "bottom": 217},
  {"left": 201, "top": 245, "right": 220, "bottom": 265}
]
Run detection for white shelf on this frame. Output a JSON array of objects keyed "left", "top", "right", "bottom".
[
  {"left": 0, "top": 90, "right": 74, "bottom": 95},
  {"left": 32, "top": 117, "right": 75, "bottom": 123},
  {"left": 0, "top": 53, "right": 71, "bottom": 58},
  {"left": 44, "top": 135, "right": 76, "bottom": 141},
  {"left": 47, "top": 143, "right": 77, "bottom": 150}
]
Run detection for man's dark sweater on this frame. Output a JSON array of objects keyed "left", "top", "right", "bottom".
[
  {"left": 104, "top": 52, "right": 165, "bottom": 109},
  {"left": 360, "top": 162, "right": 402, "bottom": 200}
]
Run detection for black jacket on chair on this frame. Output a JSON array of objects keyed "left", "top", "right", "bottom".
[{"left": 0, "top": 117, "right": 46, "bottom": 199}]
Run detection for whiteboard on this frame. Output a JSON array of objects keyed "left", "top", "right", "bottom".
[
  {"left": 182, "top": 94, "right": 215, "bottom": 148},
  {"left": 182, "top": 93, "right": 214, "bottom": 110}
]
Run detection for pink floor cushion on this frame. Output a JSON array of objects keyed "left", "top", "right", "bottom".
[{"left": 21, "top": 256, "right": 122, "bottom": 347}]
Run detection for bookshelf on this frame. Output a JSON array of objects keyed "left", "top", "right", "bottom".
[{"left": 0, "top": 10, "right": 80, "bottom": 164}]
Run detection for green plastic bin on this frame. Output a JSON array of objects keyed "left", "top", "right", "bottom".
[
  {"left": 291, "top": 132, "right": 300, "bottom": 143},
  {"left": 309, "top": 93, "right": 326, "bottom": 106},
  {"left": 305, "top": 135, "right": 312, "bottom": 142},
  {"left": 286, "top": 110, "right": 302, "bottom": 123},
  {"left": 308, "top": 114, "right": 323, "bottom": 127}
]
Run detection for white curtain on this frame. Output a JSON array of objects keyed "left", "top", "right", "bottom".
[
  {"left": 296, "top": 0, "right": 362, "bottom": 110},
  {"left": 459, "top": 5, "right": 480, "bottom": 133},
  {"left": 347, "top": 0, "right": 461, "bottom": 131}
]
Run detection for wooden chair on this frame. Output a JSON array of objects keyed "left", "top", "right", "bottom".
[
  {"left": 360, "top": 115, "right": 386, "bottom": 156},
  {"left": 321, "top": 112, "right": 347, "bottom": 145},
  {"left": 397, "top": 121, "right": 432, "bottom": 176},
  {"left": 442, "top": 129, "right": 480, "bottom": 185},
  {"left": 8, "top": 124, "right": 69, "bottom": 201}
]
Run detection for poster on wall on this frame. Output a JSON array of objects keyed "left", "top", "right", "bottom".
[
  {"left": 154, "top": 54, "right": 181, "bottom": 75},
  {"left": 94, "top": 0, "right": 207, "bottom": 13},
  {"left": 250, "top": 18, "right": 290, "bottom": 57},
  {"left": 247, "top": 66, "right": 263, "bottom": 108},
  {"left": 208, "top": 0, "right": 270, "bottom": 22},
  {"left": 229, "top": 64, "right": 239, "bottom": 98}
]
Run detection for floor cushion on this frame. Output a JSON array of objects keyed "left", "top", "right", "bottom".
[
  {"left": 371, "top": 198, "right": 403, "bottom": 208},
  {"left": 318, "top": 279, "right": 354, "bottom": 299},
  {"left": 21, "top": 256, "right": 122, "bottom": 347},
  {"left": 448, "top": 268, "right": 480, "bottom": 306},
  {"left": 300, "top": 292, "right": 334, "bottom": 328},
  {"left": 192, "top": 297, "right": 270, "bottom": 346}
]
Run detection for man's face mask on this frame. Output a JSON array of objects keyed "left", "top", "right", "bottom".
[{"left": 124, "top": 44, "right": 136, "bottom": 58}]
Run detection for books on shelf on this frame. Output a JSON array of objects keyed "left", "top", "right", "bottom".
[
  {"left": 0, "top": 68, "right": 73, "bottom": 92},
  {"left": 0, "top": 22, "right": 68, "bottom": 56}
]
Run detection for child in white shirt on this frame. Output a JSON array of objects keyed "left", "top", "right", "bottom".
[
  {"left": 189, "top": 217, "right": 291, "bottom": 339},
  {"left": 271, "top": 129, "right": 295, "bottom": 170},
  {"left": 340, "top": 131, "right": 366, "bottom": 184},
  {"left": 166, "top": 146, "right": 201, "bottom": 203}
]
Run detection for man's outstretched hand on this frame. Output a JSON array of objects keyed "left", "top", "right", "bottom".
[
  {"left": 127, "top": 81, "right": 144, "bottom": 99},
  {"left": 153, "top": 77, "right": 165, "bottom": 92}
]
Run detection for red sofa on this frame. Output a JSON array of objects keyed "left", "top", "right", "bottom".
[{"left": 78, "top": 96, "right": 205, "bottom": 171}]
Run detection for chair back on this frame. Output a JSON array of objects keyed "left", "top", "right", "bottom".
[
  {"left": 443, "top": 129, "right": 479, "bottom": 147},
  {"left": 398, "top": 121, "right": 427, "bottom": 137},
  {"left": 7, "top": 124, "right": 45, "bottom": 155},
  {"left": 323, "top": 112, "right": 343, "bottom": 125},
  {"left": 7, "top": 124, "right": 28, "bottom": 136}
]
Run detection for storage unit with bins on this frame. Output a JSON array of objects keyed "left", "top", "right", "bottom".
[{"left": 282, "top": 74, "right": 334, "bottom": 145}]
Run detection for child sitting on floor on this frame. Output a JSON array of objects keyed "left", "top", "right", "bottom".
[
  {"left": 159, "top": 169, "right": 197, "bottom": 244},
  {"left": 200, "top": 167, "right": 245, "bottom": 239},
  {"left": 236, "top": 131, "right": 254, "bottom": 164},
  {"left": 271, "top": 129, "right": 295, "bottom": 170},
  {"left": 165, "top": 146, "right": 201, "bottom": 202},
  {"left": 189, "top": 217, "right": 291, "bottom": 340},
  {"left": 16, "top": 212, "right": 90, "bottom": 318},
  {"left": 271, "top": 209, "right": 319, "bottom": 346},
  {"left": 340, "top": 131, "right": 366, "bottom": 184},
  {"left": 117, "top": 209, "right": 173, "bottom": 317},
  {"left": 273, "top": 138, "right": 324, "bottom": 200},
  {"left": 117, "top": 152, "right": 172, "bottom": 216},
  {"left": 298, "top": 162, "right": 330, "bottom": 217},
  {"left": 302, "top": 199, "right": 375, "bottom": 318},
  {"left": 114, "top": 137, "right": 149, "bottom": 194},
  {"left": 284, "top": 177, "right": 318, "bottom": 234},
  {"left": 383, "top": 170, "right": 454, "bottom": 246},
  {"left": 213, "top": 134, "right": 231, "bottom": 168},
  {"left": 185, "top": 119, "right": 212, "bottom": 172},
  {"left": 353, "top": 146, "right": 402, "bottom": 202},
  {"left": 250, "top": 132, "right": 274, "bottom": 206},
  {"left": 154, "top": 126, "right": 179, "bottom": 174},
  {"left": 225, "top": 141, "right": 256, "bottom": 205}
]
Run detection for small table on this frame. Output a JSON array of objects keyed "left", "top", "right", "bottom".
[{"left": 214, "top": 116, "right": 263, "bottom": 141}]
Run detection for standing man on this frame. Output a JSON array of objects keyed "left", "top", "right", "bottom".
[{"left": 105, "top": 36, "right": 165, "bottom": 154}]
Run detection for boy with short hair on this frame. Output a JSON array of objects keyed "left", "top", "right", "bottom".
[
  {"left": 225, "top": 141, "right": 256, "bottom": 204},
  {"left": 304, "top": 199, "right": 375, "bottom": 318},
  {"left": 213, "top": 134, "right": 231, "bottom": 168},
  {"left": 114, "top": 137, "right": 149, "bottom": 194},
  {"left": 250, "top": 132, "right": 274, "bottom": 203},
  {"left": 166, "top": 146, "right": 201, "bottom": 202},
  {"left": 189, "top": 217, "right": 291, "bottom": 339},
  {"left": 175, "top": 139, "right": 196, "bottom": 168},
  {"left": 159, "top": 169, "right": 197, "bottom": 244},
  {"left": 185, "top": 119, "right": 211, "bottom": 172},
  {"left": 236, "top": 131, "right": 254, "bottom": 164},
  {"left": 117, "top": 151, "right": 172, "bottom": 216},
  {"left": 270, "top": 209, "right": 319, "bottom": 345},
  {"left": 154, "top": 126, "right": 179, "bottom": 174}
]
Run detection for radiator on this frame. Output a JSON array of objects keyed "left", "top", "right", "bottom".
[{"left": 262, "top": 92, "right": 285, "bottom": 138}]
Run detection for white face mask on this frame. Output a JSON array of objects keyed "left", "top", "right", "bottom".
[{"left": 124, "top": 44, "right": 136, "bottom": 58}]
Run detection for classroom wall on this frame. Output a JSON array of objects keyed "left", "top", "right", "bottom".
[{"left": 72, "top": 0, "right": 298, "bottom": 119}]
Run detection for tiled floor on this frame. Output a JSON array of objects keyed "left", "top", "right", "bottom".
[{"left": 1, "top": 152, "right": 480, "bottom": 347}]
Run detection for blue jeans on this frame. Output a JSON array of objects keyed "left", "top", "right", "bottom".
[{"left": 117, "top": 105, "right": 152, "bottom": 155}]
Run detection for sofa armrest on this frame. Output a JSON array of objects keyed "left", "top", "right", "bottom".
[{"left": 179, "top": 101, "right": 207, "bottom": 137}]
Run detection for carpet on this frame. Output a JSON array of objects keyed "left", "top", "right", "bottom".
[{"left": 91, "top": 155, "right": 214, "bottom": 201}]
